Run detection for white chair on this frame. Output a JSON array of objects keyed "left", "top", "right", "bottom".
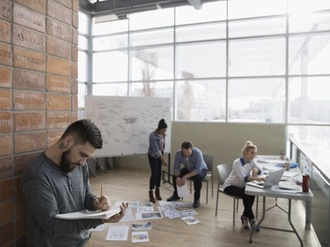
[
  {"left": 189, "top": 154, "right": 214, "bottom": 203},
  {"left": 215, "top": 164, "right": 240, "bottom": 226}
]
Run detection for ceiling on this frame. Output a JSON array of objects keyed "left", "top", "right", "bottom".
[{"left": 79, "top": 0, "right": 219, "bottom": 17}]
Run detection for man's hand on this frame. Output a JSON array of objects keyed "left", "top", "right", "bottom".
[
  {"left": 94, "top": 195, "right": 111, "bottom": 211},
  {"left": 102, "top": 202, "right": 128, "bottom": 223}
]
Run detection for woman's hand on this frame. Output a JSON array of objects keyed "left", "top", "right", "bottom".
[{"left": 102, "top": 202, "right": 128, "bottom": 223}]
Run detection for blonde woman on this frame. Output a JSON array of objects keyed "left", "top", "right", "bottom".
[{"left": 223, "top": 141, "right": 264, "bottom": 231}]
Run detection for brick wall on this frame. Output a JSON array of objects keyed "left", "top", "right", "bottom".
[{"left": 0, "top": 0, "right": 79, "bottom": 245}]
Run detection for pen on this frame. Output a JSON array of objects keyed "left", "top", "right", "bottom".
[{"left": 100, "top": 184, "right": 104, "bottom": 198}]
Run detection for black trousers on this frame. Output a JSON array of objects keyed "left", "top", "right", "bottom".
[
  {"left": 148, "top": 154, "right": 162, "bottom": 190},
  {"left": 224, "top": 185, "right": 256, "bottom": 219},
  {"left": 172, "top": 168, "right": 207, "bottom": 200}
]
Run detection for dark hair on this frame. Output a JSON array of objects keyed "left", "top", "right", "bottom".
[
  {"left": 158, "top": 119, "right": 167, "bottom": 130},
  {"left": 60, "top": 119, "right": 103, "bottom": 149},
  {"left": 181, "top": 141, "right": 193, "bottom": 150}
]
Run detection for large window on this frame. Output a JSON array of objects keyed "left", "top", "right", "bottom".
[{"left": 78, "top": 0, "right": 330, "bottom": 148}]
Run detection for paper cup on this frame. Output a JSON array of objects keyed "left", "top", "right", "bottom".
[{"left": 285, "top": 162, "right": 290, "bottom": 171}]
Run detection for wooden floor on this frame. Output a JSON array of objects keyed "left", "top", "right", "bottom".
[{"left": 89, "top": 166, "right": 321, "bottom": 247}]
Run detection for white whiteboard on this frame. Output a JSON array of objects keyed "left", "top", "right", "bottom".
[{"left": 85, "top": 96, "right": 171, "bottom": 157}]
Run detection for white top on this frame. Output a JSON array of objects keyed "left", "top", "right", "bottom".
[{"left": 223, "top": 158, "right": 260, "bottom": 189}]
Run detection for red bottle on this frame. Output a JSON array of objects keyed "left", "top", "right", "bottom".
[{"left": 302, "top": 175, "right": 310, "bottom": 192}]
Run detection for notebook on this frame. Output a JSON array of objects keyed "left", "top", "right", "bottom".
[{"left": 247, "top": 169, "right": 285, "bottom": 189}]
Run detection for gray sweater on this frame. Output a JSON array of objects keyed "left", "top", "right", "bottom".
[{"left": 22, "top": 152, "right": 103, "bottom": 247}]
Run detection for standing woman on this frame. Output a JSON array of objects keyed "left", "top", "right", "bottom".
[
  {"left": 147, "top": 119, "right": 168, "bottom": 203},
  {"left": 223, "top": 141, "right": 264, "bottom": 231}
]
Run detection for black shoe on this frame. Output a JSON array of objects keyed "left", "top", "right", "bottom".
[
  {"left": 166, "top": 194, "right": 180, "bottom": 202},
  {"left": 193, "top": 199, "right": 200, "bottom": 208}
]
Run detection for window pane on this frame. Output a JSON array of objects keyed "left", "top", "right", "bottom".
[
  {"left": 78, "top": 35, "right": 88, "bottom": 50},
  {"left": 130, "top": 28, "right": 173, "bottom": 47},
  {"left": 175, "top": 1, "right": 226, "bottom": 25},
  {"left": 94, "top": 34, "right": 128, "bottom": 51},
  {"left": 228, "top": 0, "right": 287, "bottom": 19},
  {"left": 131, "top": 46, "right": 173, "bottom": 81},
  {"left": 229, "top": 17, "right": 286, "bottom": 38},
  {"left": 129, "top": 9, "right": 174, "bottom": 31},
  {"left": 78, "top": 82, "right": 87, "bottom": 108},
  {"left": 93, "top": 51, "right": 128, "bottom": 82},
  {"left": 176, "top": 41, "right": 226, "bottom": 79},
  {"left": 176, "top": 22, "right": 226, "bottom": 42},
  {"left": 130, "top": 81, "right": 173, "bottom": 100},
  {"left": 228, "top": 78, "right": 285, "bottom": 123},
  {"left": 78, "top": 12, "right": 88, "bottom": 35},
  {"left": 289, "top": 11, "right": 330, "bottom": 33},
  {"left": 288, "top": 76, "right": 330, "bottom": 124},
  {"left": 93, "top": 19, "right": 129, "bottom": 35},
  {"left": 93, "top": 83, "right": 128, "bottom": 96},
  {"left": 229, "top": 37, "right": 286, "bottom": 76},
  {"left": 78, "top": 51, "right": 87, "bottom": 82},
  {"left": 289, "top": 34, "right": 330, "bottom": 75},
  {"left": 175, "top": 79, "right": 226, "bottom": 121},
  {"left": 288, "top": 0, "right": 330, "bottom": 15}
]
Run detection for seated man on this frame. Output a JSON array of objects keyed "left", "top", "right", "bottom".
[{"left": 167, "top": 141, "right": 207, "bottom": 208}]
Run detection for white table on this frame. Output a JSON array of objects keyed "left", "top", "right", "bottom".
[{"left": 246, "top": 155, "right": 313, "bottom": 247}]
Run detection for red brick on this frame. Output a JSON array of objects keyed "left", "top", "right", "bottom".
[
  {"left": 0, "top": 112, "right": 12, "bottom": 132},
  {"left": 0, "top": 134, "right": 11, "bottom": 156},
  {"left": 13, "top": 47, "right": 46, "bottom": 72},
  {"left": 13, "top": 4, "right": 45, "bottom": 33},
  {"left": 13, "top": 25, "right": 46, "bottom": 51},
  {"left": 71, "top": 61, "right": 77, "bottom": 78},
  {"left": 0, "top": 178, "right": 14, "bottom": 201},
  {"left": 55, "top": 0, "right": 72, "bottom": 9},
  {"left": 72, "top": 27, "right": 78, "bottom": 45},
  {"left": 47, "top": 130, "right": 62, "bottom": 147},
  {"left": 47, "top": 74, "right": 71, "bottom": 93},
  {"left": 71, "top": 112, "right": 78, "bottom": 122},
  {"left": 72, "top": 95, "right": 77, "bottom": 111},
  {"left": 0, "top": 20, "right": 11, "bottom": 43},
  {"left": 0, "top": 43, "right": 11, "bottom": 66},
  {"left": 0, "top": 156, "right": 14, "bottom": 179},
  {"left": 13, "top": 69, "right": 45, "bottom": 91},
  {"left": 14, "top": 152, "right": 40, "bottom": 176},
  {"left": 46, "top": 93, "right": 71, "bottom": 111},
  {"left": 0, "top": 0, "right": 11, "bottom": 21},
  {"left": 72, "top": 11, "right": 78, "bottom": 28},
  {"left": 14, "top": 132, "right": 46, "bottom": 154},
  {"left": 0, "top": 66, "right": 11, "bottom": 87},
  {"left": 0, "top": 89, "right": 11, "bottom": 110},
  {"left": 47, "top": 36, "right": 71, "bottom": 59},
  {"left": 47, "top": 111, "right": 71, "bottom": 129},
  {"left": 71, "top": 78, "right": 78, "bottom": 94},
  {"left": 13, "top": 91, "right": 44, "bottom": 111},
  {"left": 47, "top": 18, "right": 71, "bottom": 42},
  {"left": 47, "top": 55, "right": 71, "bottom": 76},
  {"left": 48, "top": 0, "right": 72, "bottom": 25},
  {"left": 72, "top": 45, "right": 78, "bottom": 62},
  {"left": 72, "top": 0, "right": 79, "bottom": 12},
  {"left": 0, "top": 222, "right": 14, "bottom": 245},
  {"left": 15, "top": 0, "right": 46, "bottom": 14},
  {"left": 0, "top": 200, "right": 14, "bottom": 225},
  {"left": 16, "top": 216, "right": 25, "bottom": 238},
  {"left": 15, "top": 176, "right": 22, "bottom": 197},
  {"left": 13, "top": 112, "right": 45, "bottom": 131}
]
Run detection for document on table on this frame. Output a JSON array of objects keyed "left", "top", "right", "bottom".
[
  {"left": 106, "top": 225, "right": 129, "bottom": 241},
  {"left": 177, "top": 183, "right": 189, "bottom": 197}
]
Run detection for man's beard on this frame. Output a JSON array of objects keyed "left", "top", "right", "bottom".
[{"left": 60, "top": 148, "right": 77, "bottom": 173}]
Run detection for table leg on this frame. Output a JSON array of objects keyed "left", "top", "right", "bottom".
[{"left": 250, "top": 197, "right": 266, "bottom": 243}]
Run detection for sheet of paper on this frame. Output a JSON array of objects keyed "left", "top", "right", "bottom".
[
  {"left": 132, "top": 231, "right": 149, "bottom": 243},
  {"left": 177, "top": 183, "right": 189, "bottom": 197},
  {"left": 55, "top": 207, "right": 120, "bottom": 220},
  {"left": 106, "top": 225, "right": 129, "bottom": 241}
]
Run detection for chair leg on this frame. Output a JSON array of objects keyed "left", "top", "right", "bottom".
[
  {"left": 206, "top": 181, "right": 208, "bottom": 204},
  {"left": 233, "top": 198, "right": 236, "bottom": 226},
  {"left": 190, "top": 180, "right": 192, "bottom": 193},
  {"left": 215, "top": 192, "right": 219, "bottom": 216},
  {"left": 211, "top": 178, "right": 213, "bottom": 197}
]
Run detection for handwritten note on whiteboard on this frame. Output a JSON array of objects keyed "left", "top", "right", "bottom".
[{"left": 84, "top": 96, "right": 171, "bottom": 157}]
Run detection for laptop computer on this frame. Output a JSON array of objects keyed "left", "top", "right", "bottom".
[{"left": 247, "top": 169, "right": 285, "bottom": 189}]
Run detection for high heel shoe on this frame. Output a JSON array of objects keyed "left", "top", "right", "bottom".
[
  {"left": 240, "top": 216, "right": 249, "bottom": 230},
  {"left": 249, "top": 219, "right": 260, "bottom": 232}
]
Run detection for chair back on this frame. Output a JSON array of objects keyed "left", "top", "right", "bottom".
[
  {"left": 217, "top": 164, "right": 232, "bottom": 185},
  {"left": 203, "top": 154, "right": 214, "bottom": 173}
]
